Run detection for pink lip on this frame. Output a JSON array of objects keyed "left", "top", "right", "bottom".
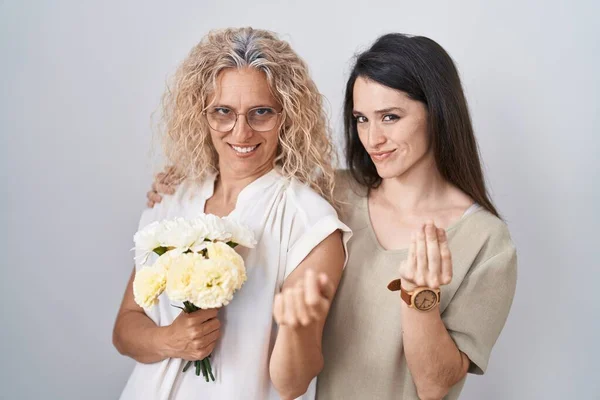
[{"left": 369, "top": 149, "right": 396, "bottom": 161}]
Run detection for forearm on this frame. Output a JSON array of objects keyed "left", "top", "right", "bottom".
[
  {"left": 113, "top": 310, "right": 170, "bottom": 364},
  {"left": 269, "top": 325, "right": 323, "bottom": 400},
  {"left": 401, "top": 304, "right": 468, "bottom": 400}
]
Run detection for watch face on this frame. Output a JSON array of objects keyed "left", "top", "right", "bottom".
[{"left": 414, "top": 289, "right": 438, "bottom": 311}]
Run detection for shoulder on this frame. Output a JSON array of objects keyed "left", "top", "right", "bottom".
[
  {"left": 468, "top": 209, "right": 514, "bottom": 247},
  {"left": 284, "top": 177, "right": 339, "bottom": 226},
  {"left": 443, "top": 209, "right": 518, "bottom": 312},
  {"left": 138, "top": 178, "right": 205, "bottom": 228},
  {"left": 454, "top": 208, "right": 517, "bottom": 266},
  {"left": 281, "top": 175, "right": 351, "bottom": 277},
  {"left": 329, "top": 170, "right": 370, "bottom": 228},
  {"left": 333, "top": 169, "right": 367, "bottom": 200}
]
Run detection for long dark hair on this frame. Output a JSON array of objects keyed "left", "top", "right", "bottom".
[{"left": 344, "top": 33, "right": 499, "bottom": 218}]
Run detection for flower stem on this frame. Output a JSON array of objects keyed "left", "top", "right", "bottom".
[
  {"left": 204, "top": 358, "right": 215, "bottom": 382},
  {"left": 201, "top": 360, "right": 208, "bottom": 382},
  {"left": 180, "top": 302, "right": 214, "bottom": 382},
  {"left": 182, "top": 361, "right": 192, "bottom": 372}
]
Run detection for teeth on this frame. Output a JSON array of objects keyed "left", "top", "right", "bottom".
[{"left": 231, "top": 145, "right": 257, "bottom": 154}]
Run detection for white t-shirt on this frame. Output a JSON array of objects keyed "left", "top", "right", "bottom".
[{"left": 120, "top": 169, "right": 352, "bottom": 400}]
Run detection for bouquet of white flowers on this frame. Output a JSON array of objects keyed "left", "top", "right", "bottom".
[{"left": 132, "top": 214, "right": 256, "bottom": 382}]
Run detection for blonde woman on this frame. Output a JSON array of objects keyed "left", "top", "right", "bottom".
[{"left": 113, "top": 27, "right": 351, "bottom": 400}]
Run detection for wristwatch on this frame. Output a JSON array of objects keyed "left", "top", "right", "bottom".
[{"left": 387, "top": 279, "right": 440, "bottom": 312}]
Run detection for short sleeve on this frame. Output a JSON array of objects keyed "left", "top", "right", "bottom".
[
  {"left": 442, "top": 247, "right": 518, "bottom": 375},
  {"left": 283, "top": 182, "right": 352, "bottom": 279}
]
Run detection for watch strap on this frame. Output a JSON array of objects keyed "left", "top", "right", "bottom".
[{"left": 387, "top": 278, "right": 412, "bottom": 306}]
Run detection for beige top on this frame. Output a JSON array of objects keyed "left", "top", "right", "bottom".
[{"left": 317, "top": 172, "right": 517, "bottom": 400}]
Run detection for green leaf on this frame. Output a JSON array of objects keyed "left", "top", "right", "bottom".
[
  {"left": 182, "top": 301, "right": 193, "bottom": 313},
  {"left": 183, "top": 301, "right": 200, "bottom": 313},
  {"left": 153, "top": 247, "right": 169, "bottom": 256}
]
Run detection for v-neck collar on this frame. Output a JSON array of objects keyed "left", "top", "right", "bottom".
[{"left": 200, "top": 168, "right": 281, "bottom": 217}]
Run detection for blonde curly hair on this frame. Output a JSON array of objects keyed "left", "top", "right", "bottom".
[{"left": 160, "top": 27, "right": 338, "bottom": 208}]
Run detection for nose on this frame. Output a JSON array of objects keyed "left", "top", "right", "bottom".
[
  {"left": 231, "top": 114, "right": 254, "bottom": 142},
  {"left": 367, "top": 122, "right": 387, "bottom": 149}
]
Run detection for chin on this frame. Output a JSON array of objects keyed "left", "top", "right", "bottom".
[
  {"left": 375, "top": 165, "right": 407, "bottom": 180},
  {"left": 228, "top": 156, "right": 274, "bottom": 176}
]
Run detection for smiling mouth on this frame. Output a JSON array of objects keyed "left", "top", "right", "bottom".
[
  {"left": 370, "top": 149, "right": 396, "bottom": 160},
  {"left": 229, "top": 143, "right": 260, "bottom": 155}
]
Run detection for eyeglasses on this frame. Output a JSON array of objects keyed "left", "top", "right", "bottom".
[{"left": 204, "top": 106, "right": 282, "bottom": 133}]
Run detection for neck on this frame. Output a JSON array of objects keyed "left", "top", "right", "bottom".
[
  {"left": 215, "top": 163, "right": 273, "bottom": 204},
  {"left": 375, "top": 153, "right": 450, "bottom": 213}
]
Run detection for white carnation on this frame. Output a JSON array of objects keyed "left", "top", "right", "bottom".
[
  {"left": 165, "top": 252, "right": 203, "bottom": 302},
  {"left": 203, "top": 214, "right": 232, "bottom": 242},
  {"left": 153, "top": 250, "right": 180, "bottom": 272},
  {"left": 205, "top": 241, "right": 247, "bottom": 290},
  {"left": 156, "top": 218, "right": 199, "bottom": 250},
  {"left": 133, "top": 265, "right": 166, "bottom": 309},
  {"left": 190, "top": 258, "right": 240, "bottom": 308},
  {"left": 223, "top": 217, "right": 257, "bottom": 248},
  {"left": 133, "top": 215, "right": 251, "bottom": 310},
  {"left": 190, "top": 217, "right": 210, "bottom": 241},
  {"left": 134, "top": 221, "right": 162, "bottom": 253}
]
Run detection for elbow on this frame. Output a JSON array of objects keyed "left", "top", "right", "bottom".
[
  {"left": 270, "top": 375, "right": 313, "bottom": 400},
  {"left": 112, "top": 323, "right": 129, "bottom": 357},
  {"left": 416, "top": 385, "right": 449, "bottom": 400},
  {"left": 414, "top": 372, "right": 466, "bottom": 400},
  {"left": 414, "top": 355, "right": 469, "bottom": 399},
  {"left": 112, "top": 327, "right": 125, "bottom": 355},
  {"left": 271, "top": 358, "right": 323, "bottom": 400},
  {"left": 276, "top": 386, "right": 310, "bottom": 400},
  {"left": 270, "top": 376, "right": 310, "bottom": 400},
  {"left": 413, "top": 374, "right": 454, "bottom": 400},
  {"left": 312, "top": 354, "right": 325, "bottom": 378}
]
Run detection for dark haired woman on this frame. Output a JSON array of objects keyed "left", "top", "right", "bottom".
[{"left": 148, "top": 33, "right": 517, "bottom": 400}]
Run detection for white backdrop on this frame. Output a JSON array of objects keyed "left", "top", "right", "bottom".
[{"left": 1, "top": 1, "right": 598, "bottom": 399}]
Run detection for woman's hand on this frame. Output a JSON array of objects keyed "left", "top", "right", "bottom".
[
  {"left": 273, "top": 269, "right": 335, "bottom": 328},
  {"left": 399, "top": 221, "right": 453, "bottom": 291},
  {"left": 146, "top": 166, "right": 183, "bottom": 208},
  {"left": 160, "top": 308, "right": 221, "bottom": 361}
]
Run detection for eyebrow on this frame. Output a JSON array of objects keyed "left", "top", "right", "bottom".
[
  {"left": 210, "top": 103, "right": 278, "bottom": 110},
  {"left": 352, "top": 107, "right": 406, "bottom": 115}
]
